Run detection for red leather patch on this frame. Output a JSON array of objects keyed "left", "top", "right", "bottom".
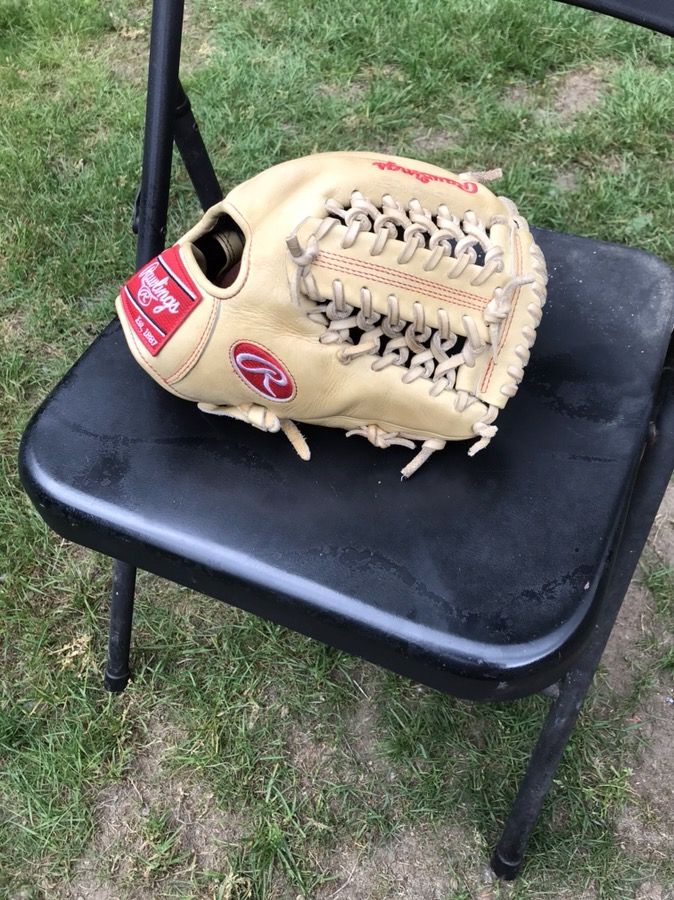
[
  {"left": 231, "top": 342, "right": 295, "bottom": 402},
  {"left": 119, "top": 245, "right": 201, "bottom": 356}
]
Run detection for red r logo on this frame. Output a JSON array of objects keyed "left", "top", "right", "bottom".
[{"left": 231, "top": 341, "right": 295, "bottom": 402}]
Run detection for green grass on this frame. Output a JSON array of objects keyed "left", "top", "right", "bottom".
[
  {"left": 644, "top": 564, "right": 674, "bottom": 620},
  {"left": 1, "top": 0, "right": 674, "bottom": 897}
]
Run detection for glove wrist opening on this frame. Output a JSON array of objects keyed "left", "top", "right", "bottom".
[{"left": 191, "top": 214, "right": 245, "bottom": 289}]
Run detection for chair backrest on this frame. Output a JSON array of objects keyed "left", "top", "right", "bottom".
[{"left": 555, "top": 0, "right": 674, "bottom": 36}]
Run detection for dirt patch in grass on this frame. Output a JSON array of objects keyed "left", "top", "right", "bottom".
[
  {"left": 550, "top": 68, "right": 605, "bottom": 123},
  {"left": 0, "top": 309, "right": 26, "bottom": 344},
  {"left": 554, "top": 170, "right": 580, "bottom": 192},
  {"left": 100, "top": 27, "right": 148, "bottom": 83},
  {"left": 318, "top": 81, "right": 367, "bottom": 103},
  {"left": 342, "top": 690, "right": 383, "bottom": 770},
  {"left": 620, "top": 695, "right": 674, "bottom": 862},
  {"left": 636, "top": 883, "right": 673, "bottom": 900},
  {"left": 360, "top": 63, "right": 405, "bottom": 82},
  {"left": 648, "top": 483, "right": 674, "bottom": 565},
  {"left": 617, "top": 680, "right": 674, "bottom": 860},
  {"left": 99, "top": 4, "right": 214, "bottom": 83},
  {"left": 319, "top": 65, "right": 406, "bottom": 108},
  {"left": 615, "top": 484, "right": 674, "bottom": 865},
  {"left": 601, "top": 582, "right": 656, "bottom": 698},
  {"left": 286, "top": 722, "right": 341, "bottom": 791},
  {"left": 408, "top": 126, "right": 459, "bottom": 154},
  {"left": 504, "top": 82, "right": 536, "bottom": 107},
  {"left": 59, "top": 711, "right": 248, "bottom": 899},
  {"left": 312, "top": 825, "right": 603, "bottom": 900},
  {"left": 617, "top": 686, "right": 674, "bottom": 864},
  {"left": 313, "top": 824, "right": 485, "bottom": 900},
  {"left": 505, "top": 67, "right": 607, "bottom": 125}
]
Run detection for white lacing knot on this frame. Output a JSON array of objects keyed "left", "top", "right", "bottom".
[
  {"left": 281, "top": 189, "right": 546, "bottom": 475},
  {"left": 322, "top": 192, "right": 504, "bottom": 284},
  {"left": 198, "top": 402, "right": 311, "bottom": 461},
  {"left": 345, "top": 295, "right": 480, "bottom": 389},
  {"left": 468, "top": 404, "right": 499, "bottom": 456},
  {"left": 345, "top": 425, "right": 447, "bottom": 479},
  {"left": 458, "top": 168, "right": 503, "bottom": 183},
  {"left": 346, "top": 424, "right": 416, "bottom": 450},
  {"left": 483, "top": 274, "right": 535, "bottom": 359},
  {"left": 290, "top": 251, "right": 489, "bottom": 396}
]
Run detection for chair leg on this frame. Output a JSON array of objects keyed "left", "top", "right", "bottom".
[
  {"left": 103, "top": 560, "right": 137, "bottom": 693},
  {"left": 135, "top": 0, "right": 186, "bottom": 267},
  {"left": 491, "top": 667, "right": 592, "bottom": 879},
  {"left": 492, "top": 371, "right": 674, "bottom": 878}
]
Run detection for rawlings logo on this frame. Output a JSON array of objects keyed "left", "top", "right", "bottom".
[
  {"left": 137, "top": 262, "right": 181, "bottom": 315},
  {"left": 119, "top": 245, "right": 201, "bottom": 357},
  {"left": 372, "top": 160, "right": 478, "bottom": 193},
  {"left": 231, "top": 341, "right": 295, "bottom": 402}
]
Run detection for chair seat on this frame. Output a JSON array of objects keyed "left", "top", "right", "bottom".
[{"left": 19, "top": 228, "right": 674, "bottom": 699}]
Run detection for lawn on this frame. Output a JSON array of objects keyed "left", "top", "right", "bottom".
[{"left": 1, "top": 0, "right": 673, "bottom": 897}]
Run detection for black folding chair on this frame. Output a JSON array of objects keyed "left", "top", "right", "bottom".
[{"left": 18, "top": 0, "right": 674, "bottom": 879}]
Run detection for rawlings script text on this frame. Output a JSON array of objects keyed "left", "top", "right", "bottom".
[
  {"left": 371, "top": 161, "right": 478, "bottom": 193},
  {"left": 137, "top": 262, "right": 181, "bottom": 315}
]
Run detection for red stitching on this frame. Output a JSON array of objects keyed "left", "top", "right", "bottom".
[
  {"left": 167, "top": 299, "right": 218, "bottom": 383},
  {"left": 318, "top": 249, "right": 485, "bottom": 304},
  {"left": 314, "top": 256, "right": 487, "bottom": 314},
  {"left": 316, "top": 260, "right": 485, "bottom": 313},
  {"left": 125, "top": 327, "right": 195, "bottom": 397},
  {"left": 480, "top": 233, "right": 523, "bottom": 394}
]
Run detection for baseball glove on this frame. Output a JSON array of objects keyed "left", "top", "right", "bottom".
[{"left": 117, "top": 152, "right": 547, "bottom": 478}]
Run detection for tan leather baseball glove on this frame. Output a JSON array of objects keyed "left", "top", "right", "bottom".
[{"left": 116, "top": 151, "right": 547, "bottom": 478}]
